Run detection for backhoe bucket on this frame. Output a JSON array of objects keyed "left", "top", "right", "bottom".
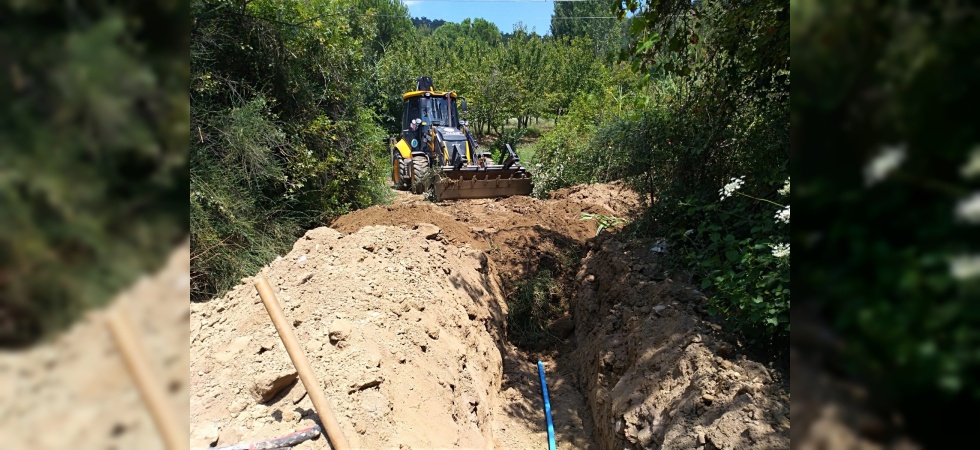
[{"left": 433, "top": 165, "right": 533, "bottom": 200}]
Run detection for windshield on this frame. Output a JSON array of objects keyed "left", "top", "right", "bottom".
[{"left": 422, "top": 97, "right": 456, "bottom": 127}]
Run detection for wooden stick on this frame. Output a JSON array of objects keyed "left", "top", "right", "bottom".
[
  {"left": 254, "top": 277, "right": 350, "bottom": 450},
  {"left": 106, "top": 310, "right": 185, "bottom": 450}
]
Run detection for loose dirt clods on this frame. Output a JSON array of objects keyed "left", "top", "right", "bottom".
[{"left": 190, "top": 183, "right": 789, "bottom": 449}]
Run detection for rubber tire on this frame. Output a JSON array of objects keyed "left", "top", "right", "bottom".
[
  {"left": 392, "top": 153, "right": 411, "bottom": 191},
  {"left": 411, "top": 155, "right": 430, "bottom": 195},
  {"left": 390, "top": 149, "right": 401, "bottom": 189}
]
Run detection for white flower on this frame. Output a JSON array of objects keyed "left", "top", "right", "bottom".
[
  {"left": 864, "top": 144, "right": 906, "bottom": 186},
  {"left": 769, "top": 243, "right": 790, "bottom": 258},
  {"left": 719, "top": 176, "right": 745, "bottom": 201},
  {"left": 961, "top": 146, "right": 980, "bottom": 179},
  {"left": 950, "top": 254, "right": 980, "bottom": 280},
  {"left": 955, "top": 192, "right": 980, "bottom": 224},
  {"left": 775, "top": 205, "right": 790, "bottom": 224},
  {"left": 778, "top": 177, "right": 790, "bottom": 196}
]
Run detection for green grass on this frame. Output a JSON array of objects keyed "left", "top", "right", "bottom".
[
  {"left": 502, "top": 117, "right": 556, "bottom": 137},
  {"left": 481, "top": 117, "right": 552, "bottom": 166},
  {"left": 515, "top": 143, "right": 537, "bottom": 165},
  {"left": 504, "top": 270, "right": 563, "bottom": 347}
]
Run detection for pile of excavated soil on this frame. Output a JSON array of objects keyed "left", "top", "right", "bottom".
[
  {"left": 0, "top": 242, "right": 190, "bottom": 449},
  {"left": 566, "top": 236, "right": 790, "bottom": 449},
  {"left": 191, "top": 182, "right": 791, "bottom": 450},
  {"left": 190, "top": 225, "right": 510, "bottom": 448},
  {"left": 332, "top": 182, "right": 644, "bottom": 279}
]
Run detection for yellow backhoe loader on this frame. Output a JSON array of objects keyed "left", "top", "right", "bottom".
[{"left": 390, "top": 76, "right": 533, "bottom": 200}]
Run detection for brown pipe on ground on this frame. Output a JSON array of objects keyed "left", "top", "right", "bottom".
[
  {"left": 254, "top": 276, "right": 350, "bottom": 450},
  {"left": 106, "top": 310, "right": 185, "bottom": 450}
]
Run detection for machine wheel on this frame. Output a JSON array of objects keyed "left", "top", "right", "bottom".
[
  {"left": 411, "top": 155, "right": 430, "bottom": 194},
  {"left": 392, "top": 151, "right": 411, "bottom": 190},
  {"left": 390, "top": 150, "right": 400, "bottom": 189}
]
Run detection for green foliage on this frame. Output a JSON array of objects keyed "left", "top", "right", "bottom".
[
  {"left": 358, "top": 0, "right": 414, "bottom": 58},
  {"left": 504, "top": 270, "right": 563, "bottom": 347},
  {"left": 551, "top": 0, "right": 621, "bottom": 57},
  {"left": 793, "top": 0, "right": 980, "bottom": 435},
  {"left": 672, "top": 181, "right": 790, "bottom": 343},
  {"left": 496, "top": 127, "right": 528, "bottom": 153},
  {"left": 410, "top": 17, "right": 448, "bottom": 33},
  {"left": 0, "top": 1, "right": 188, "bottom": 346},
  {"left": 530, "top": 0, "right": 790, "bottom": 356},
  {"left": 372, "top": 24, "right": 609, "bottom": 137},
  {"left": 530, "top": 63, "right": 645, "bottom": 196},
  {"left": 580, "top": 213, "right": 628, "bottom": 236},
  {"left": 515, "top": 143, "right": 537, "bottom": 165},
  {"left": 190, "top": 0, "right": 391, "bottom": 300},
  {"left": 618, "top": 0, "right": 787, "bottom": 84}
]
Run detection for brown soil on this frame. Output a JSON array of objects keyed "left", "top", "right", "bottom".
[
  {"left": 568, "top": 237, "right": 789, "bottom": 449},
  {"left": 0, "top": 242, "right": 190, "bottom": 449},
  {"left": 189, "top": 182, "right": 791, "bottom": 449}
]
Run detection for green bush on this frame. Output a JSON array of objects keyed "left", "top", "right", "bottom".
[
  {"left": 673, "top": 177, "right": 791, "bottom": 344},
  {"left": 496, "top": 126, "right": 528, "bottom": 155},
  {"left": 504, "top": 270, "right": 563, "bottom": 347},
  {"left": 793, "top": 0, "right": 980, "bottom": 433},
  {"left": 190, "top": 0, "right": 391, "bottom": 300},
  {"left": 529, "top": 0, "right": 790, "bottom": 355},
  {"left": 530, "top": 92, "right": 610, "bottom": 197},
  {"left": 0, "top": 1, "right": 188, "bottom": 346}
]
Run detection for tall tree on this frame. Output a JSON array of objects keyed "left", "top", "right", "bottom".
[
  {"left": 190, "top": 0, "right": 390, "bottom": 300},
  {"left": 550, "top": 0, "right": 619, "bottom": 56},
  {"left": 357, "top": 0, "right": 414, "bottom": 58}
]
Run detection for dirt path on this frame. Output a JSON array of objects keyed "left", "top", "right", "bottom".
[{"left": 189, "top": 183, "right": 789, "bottom": 449}]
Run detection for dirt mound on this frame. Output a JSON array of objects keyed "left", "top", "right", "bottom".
[
  {"left": 190, "top": 225, "right": 510, "bottom": 448},
  {"left": 331, "top": 181, "right": 643, "bottom": 280},
  {"left": 567, "top": 237, "right": 790, "bottom": 449},
  {"left": 0, "top": 242, "right": 190, "bottom": 449},
  {"left": 192, "top": 183, "right": 789, "bottom": 450},
  {"left": 548, "top": 182, "right": 647, "bottom": 219}
]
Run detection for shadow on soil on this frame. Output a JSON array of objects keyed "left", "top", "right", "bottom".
[{"left": 491, "top": 229, "right": 790, "bottom": 449}]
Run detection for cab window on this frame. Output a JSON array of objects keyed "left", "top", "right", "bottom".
[{"left": 404, "top": 98, "right": 421, "bottom": 129}]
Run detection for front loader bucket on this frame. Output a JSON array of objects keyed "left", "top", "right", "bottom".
[{"left": 433, "top": 165, "right": 533, "bottom": 200}]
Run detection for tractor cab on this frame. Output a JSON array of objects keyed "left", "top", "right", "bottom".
[{"left": 400, "top": 88, "right": 466, "bottom": 166}]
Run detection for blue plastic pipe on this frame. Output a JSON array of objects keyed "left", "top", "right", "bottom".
[{"left": 537, "top": 360, "right": 557, "bottom": 450}]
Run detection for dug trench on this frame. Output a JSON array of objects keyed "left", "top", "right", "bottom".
[{"left": 188, "top": 183, "right": 790, "bottom": 449}]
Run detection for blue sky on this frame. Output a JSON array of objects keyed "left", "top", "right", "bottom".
[{"left": 402, "top": 0, "right": 556, "bottom": 36}]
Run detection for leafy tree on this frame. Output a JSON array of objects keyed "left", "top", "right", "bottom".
[
  {"left": 464, "top": 18, "right": 503, "bottom": 46},
  {"left": 551, "top": 0, "right": 620, "bottom": 57},
  {"left": 411, "top": 16, "right": 447, "bottom": 33},
  {"left": 190, "top": 0, "right": 390, "bottom": 300},
  {"left": 357, "top": 0, "right": 414, "bottom": 57}
]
